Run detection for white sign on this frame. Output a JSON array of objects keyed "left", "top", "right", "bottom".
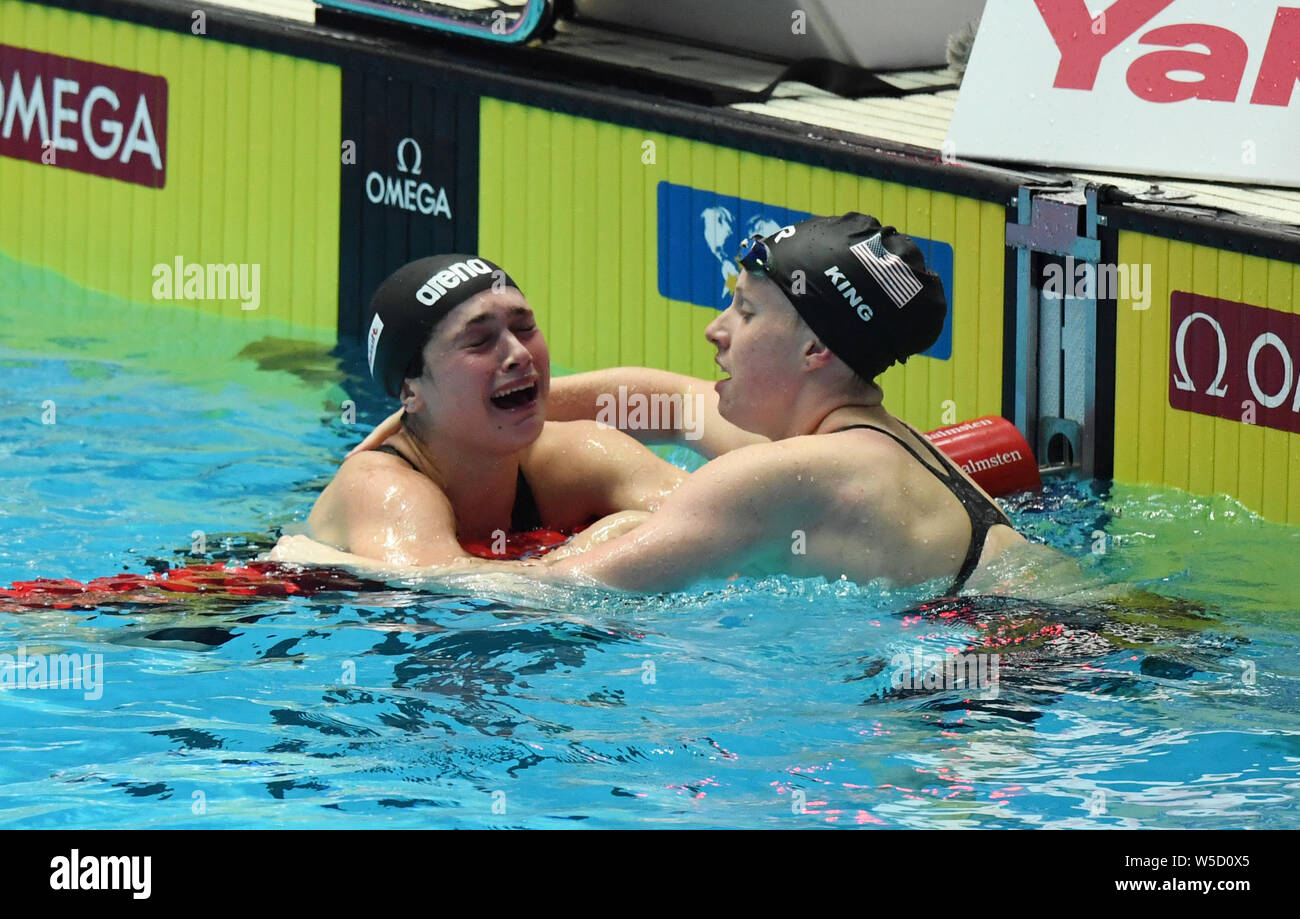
[{"left": 947, "top": 0, "right": 1300, "bottom": 188}]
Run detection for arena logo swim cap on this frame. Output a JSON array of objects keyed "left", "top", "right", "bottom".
[
  {"left": 365, "top": 254, "right": 520, "bottom": 398},
  {"left": 415, "top": 257, "right": 494, "bottom": 306},
  {"left": 741, "top": 213, "right": 946, "bottom": 382}
]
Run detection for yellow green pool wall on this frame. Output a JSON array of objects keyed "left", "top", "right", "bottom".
[
  {"left": 1115, "top": 231, "right": 1300, "bottom": 525},
  {"left": 0, "top": 0, "right": 340, "bottom": 336}
]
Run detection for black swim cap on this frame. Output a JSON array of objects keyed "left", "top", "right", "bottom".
[
  {"left": 740, "top": 213, "right": 947, "bottom": 381},
  {"left": 365, "top": 254, "right": 519, "bottom": 398}
]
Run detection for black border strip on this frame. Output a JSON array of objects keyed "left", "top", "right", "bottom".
[
  {"left": 1099, "top": 205, "right": 1300, "bottom": 267},
  {"left": 1000, "top": 204, "right": 1019, "bottom": 429},
  {"left": 1093, "top": 223, "right": 1119, "bottom": 480}
]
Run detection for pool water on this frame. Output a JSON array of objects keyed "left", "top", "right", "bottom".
[{"left": 2, "top": 257, "right": 1298, "bottom": 829}]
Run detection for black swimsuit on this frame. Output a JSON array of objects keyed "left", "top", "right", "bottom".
[
  {"left": 373, "top": 444, "right": 544, "bottom": 531},
  {"left": 835, "top": 424, "right": 1013, "bottom": 594}
]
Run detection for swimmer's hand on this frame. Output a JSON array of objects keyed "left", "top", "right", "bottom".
[
  {"left": 267, "top": 534, "right": 398, "bottom": 575},
  {"left": 345, "top": 408, "right": 404, "bottom": 459},
  {"left": 266, "top": 534, "right": 545, "bottom": 580}
]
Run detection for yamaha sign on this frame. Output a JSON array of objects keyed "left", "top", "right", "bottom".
[{"left": 949, "top": 1, "right": 1300, "bottom": 188}]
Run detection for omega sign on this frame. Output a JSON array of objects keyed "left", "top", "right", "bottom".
[
  {"left": 0, "top": 44, "right": 167, "bottom": 188},
  {"left": 364, "top": 137, "right": 451, "bottom": 219},
  {"left": 1169, "top": 291, "right": 1300, "bottom": 435}
]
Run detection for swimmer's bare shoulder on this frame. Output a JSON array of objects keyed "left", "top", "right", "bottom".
[
  {"left": 522, "top": 419, "right": 686, "bottom": 523},
  {"left": 306, "top": 450, "right": 467, "bottom": 565}
]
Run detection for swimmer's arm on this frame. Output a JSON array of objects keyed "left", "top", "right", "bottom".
[
  {"left": 538, "top": 420, "right": 686, "bottom": 514},
  {"left": 545, "top": 444, "right": 803, "bottom": 591},
  {"left": 268, "top": 534, "right": 541, "bottom": 579},
  {"left": 535, "top": 510, "right": 649, "bottom": 563},
  {"left": 287, "top": 451, "right": 787, "bottom": 585},
  {"left": 346, "top": 369, "right": 770, "bottom": 461},
  {"left": 547, "top": 368, "right": 768, "bottom": 459},
  {"left": 272, "top": 505, "right": 664, "bottom": 582}
]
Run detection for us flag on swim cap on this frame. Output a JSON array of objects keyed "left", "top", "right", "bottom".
[{"left": 850, "top": 233, "right": 923, "bottom": 309}]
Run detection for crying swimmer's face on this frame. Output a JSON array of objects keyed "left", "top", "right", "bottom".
[
  {"left": 705, "top": 270, "right": 808, "bottom": 438},
  {"left": 407, "top": 287, "right": 551, "bottom": 454}
]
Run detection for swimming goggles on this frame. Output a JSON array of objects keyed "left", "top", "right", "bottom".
[{"left": 736, "top": 236, "right": 770, "bottom": 273}]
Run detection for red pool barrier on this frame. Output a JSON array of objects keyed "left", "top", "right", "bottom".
[
  {"left": 0, "top": 529, "right": 575, "bottom": 613},
  {"left": 925, "top": 416, "right": 1041, "bottom": 498}
]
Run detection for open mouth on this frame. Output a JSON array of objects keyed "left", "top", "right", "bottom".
[{"left": 490, "top": 382, "right": 538, "bottom": 410}]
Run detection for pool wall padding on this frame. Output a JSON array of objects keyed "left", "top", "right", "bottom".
[{"left": 4, "top": 0, "right": 1300, "bottom": 526}]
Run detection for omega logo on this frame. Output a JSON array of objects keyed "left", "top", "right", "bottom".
[
  {"left": 364, "top": 137, "right": 451, "bottom": 219},
  {"left": 1169, "top": 292, "right": 1300, "bottom": 435}
]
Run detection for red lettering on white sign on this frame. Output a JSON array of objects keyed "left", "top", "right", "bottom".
[
  {"left": 1034, "top": 0, "right": 1177, "bottom": 90},
  {"left": 1034, "top": 0, "right": 1300, "bottom": 106},
  {"left": 1251, "top": 7, "right": 1300, "bottom": 105},
  {"left": 1126, "top": 24, "right": 1248, "bottom": 102}
]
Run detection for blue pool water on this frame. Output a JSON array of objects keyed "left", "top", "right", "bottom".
[{"left": 2, "top": 260, "right": 1298, "bottom": 829}]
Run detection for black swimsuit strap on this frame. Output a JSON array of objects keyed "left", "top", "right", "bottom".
[
  {"left": 372, "top": 445, "right": 542, "bottom": 532},
  {"left": 510, "top": 469, "right": 543, "bottom": 532},
  {"left": 373, "top": 444, "right": 416, "bottom": 468},
  {"left": 835, "top": 423, "right": 1011, "bottom": 593}
]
